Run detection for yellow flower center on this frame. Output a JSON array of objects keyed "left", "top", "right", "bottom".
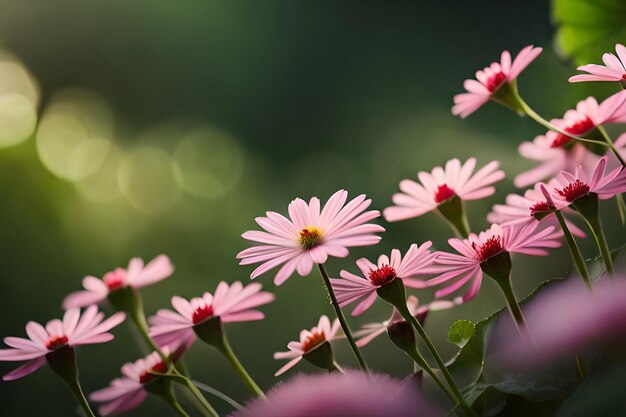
[{"left": 298, "top": 226, "right": 322, "bottom": 249}]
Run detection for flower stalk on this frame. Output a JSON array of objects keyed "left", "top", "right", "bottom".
[
  {"left": 318, "top": 264, "right": 369, "bottom": 372},
  {"left": 46, "top": 346, "right": 96, "bottom": 417},
  {"left": 573, "top": 193, "right": 614, "bottom": 275}
]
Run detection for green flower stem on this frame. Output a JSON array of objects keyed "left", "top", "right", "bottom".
[
  {"left": 597, "top": 125, "right": 626, "bottom": 167},
  {"left": 552, "top": 210, "right": 592, "bottom": 290},
  {"left": 318, "top": 264, "right": 369, "bottom": 372},
  {"left": 573, "top": 194, "right": 614, "bottom": 275},
  {"left": 62, "top": 371, "right": 97, "bottom": 417},
  {"left": 216, "top": 333, "right": 266, "bottom": 399},
  {"left": 46, "top": 347, "right": 96, "bottom": 417},
  {"left": 494, "top": 276, "right": 530, "bottom": 338},
  {"left": 406, "top": 348, "right": 456, "bottom": 406},
  {"left": 163, "top": 388, "right": 192, "bottom": 417},
  {"left": 179, "top": 377, "right": 220, "bottom": 417},
  {"left": 437, "top": 196, "right": 471, "bottom": 238},
  {"left": 401, "top": 310, "right": 477, "bottom": 417}
]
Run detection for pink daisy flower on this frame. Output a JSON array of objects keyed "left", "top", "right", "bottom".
[
  {"left": 90, "top": 348, "right": 173, "bottom": 416},
  {"left": 63, "top": 255, "right": 175, "bottom": 309},
  {"left": 569, "top": 43, "right": 626, "bottom": 84},
  {"left": 452, "top": 45, "right": 542, "bottom": 118},
  {"left": 515, "top": 92, "right": 626, "bottom": 187},
  {"left": 354, "top": 295, "right": 459, "bottom": 347},
  {"left": 428, "top": 223, "right": 562, "bottom": 301},
  {"left": 148, "top": 281, "right": 275, "bottom": 351},
  {"left": 330, "top": 243, "right": 438, "bottom": 316},
  {"left": 549, "top": 156, "right": 626, "bottom": 207},
  {"left": 487, "top": 181, "right": 586, "bottom": 238},
  {"left": 229, "top": 370, "right": 441, "bottom": 417},
  {"left": 383, "top": 158, "right": 505, "bottom": 222},
  {"left": 237, "top": 189, "right": 385, "bottom": 285},
  {"left": 0, "top": 306, "right": 125, "bottom": 381},
  {"left": 273, "top": 315, "right": 340, "bottom": 376}
]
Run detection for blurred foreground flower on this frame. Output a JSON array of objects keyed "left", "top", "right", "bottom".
[
  {"left": 237, "top": 189, "right": 384, "bottom": 285},
  {"left": 452, "top": 45, "right": 542, "bottom": 118},
  {"left": 63, "top": 255, "right": 174, "bottom": 308},
  {"left": 569, "top": 43, "right": 626, "bottom": 85},
  {"left": 384, "top": 158, "right": 504, "bottom": 236},
  {"left": 492, "top": 278, "right": 626, "bottom": 371},
  {"left": 273, "top": 315, "right": 340, "bottom": 376},
  {"left": 330, "top": 243, "right": 437, "bottom": 316},
  {"left": 229, "top": 370, "right": 441, "bottom": 417},
  {"left": 0, "top": 306, "right": 125, "bottom": 381}
]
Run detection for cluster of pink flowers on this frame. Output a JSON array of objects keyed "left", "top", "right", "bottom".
[{"left": 2, "top": 42, "right": 626, "bottom": 417}]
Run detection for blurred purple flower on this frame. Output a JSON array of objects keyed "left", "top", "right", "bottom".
[
  {"left": 229, "top": 370, "right": 442, "bottom": 417},
  {"left": 492, "top": 277, "right": 626, "bottom": 370}
]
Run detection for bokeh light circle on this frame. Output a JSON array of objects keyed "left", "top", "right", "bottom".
[{"left": 0, "top": 58, "right": 40, "bottom": 147}]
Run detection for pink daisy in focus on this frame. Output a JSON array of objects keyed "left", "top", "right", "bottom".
[
  {"left": 428, "top": 223, "right": 562, "bottom": 301},
  {"left": 330, "top": 243, "right": 438, "bottom": 316},
  {"left": 63, "top": 255, "right": 174, "bottom": 308},
  {"left": 148, "top": 281, "right": 275, "bottom": 351},
  {"left": 229, "top": 370, "right": 441, "bottom": 417},
  {"left": 383, "top": 157, "right": 505, "bottom": 222},
  {"left": 90, "top": 348, "right": 173, "bottom": 416},
  {"left": 0, "top": 306, "right": 125, "bottom": 381},
  {"left": 354, "top": 295, "right": 459, "bottom": 347},
  {"left": 487, "top": 181, "right": 586, "bottom": 238},
  {"left": 452, "top": 45, "right": 542, "bottom": 118},
  {"left": 237, "top": 189, "right": 385, "bottom": 285},
  {"left": 273, "top": 315, "right": 340, "bottom": 376},
  {"left": 549, "top": 157, "right": 626, "bottom": 208},
  {"left": 569, "top": 43, "right": 626, "bottom": 85},
  {"left": 515, "top": 92, "right": 626, "bottom": 187}
]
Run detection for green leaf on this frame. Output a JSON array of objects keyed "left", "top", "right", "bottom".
[
  {"left": 447, "top": 319, "right": 475, "bottom": 348},
  {"left": 552, "top": 0, "right": 626, "bottom": 66}
]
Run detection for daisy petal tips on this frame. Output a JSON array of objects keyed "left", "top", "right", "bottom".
[
  {"left": 330, "top": 242, "right": 438, "bottom": 316},
  {"left": 63, "top": 254, "right": 175, "bottom": 309},
  {"left": 237, "top": 189, "right": 385, "bottom": 285},
  {"left": 452, "top": 45, "right": 542, "bottom": 118},
  {"left": 0, "top": 306, "right": 125, "bottom": 381},
  {"left": 569, "top": 43, "right": 626, "bottom": 85}
]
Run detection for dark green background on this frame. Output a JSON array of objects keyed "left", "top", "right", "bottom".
[{"left": 0, "top": 1, "right": 622, "bottom": 416}]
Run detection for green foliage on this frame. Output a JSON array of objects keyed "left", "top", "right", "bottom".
[
  {"left": 553, "top": 0, "right": 626, "bottom": 65},
  {"left": 447, "top": 319, "right": 475, "bottom": 349}
]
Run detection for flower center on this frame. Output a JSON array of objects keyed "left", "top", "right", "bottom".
[
  {"left": 298, "top": 227, "right": 322, "bottom": 249},
  {"left": 103, "top": 268, "right": 127, "bottom": 290},
  {"left": 556, "top": 180, "right": 590, "bottom": 202},
  {"left": 529, "top": 201, "right": 550, "bottom": 218},
  {"left": 302, "top": 330, "right": 326, "bottom": 353},
  {"left": 368, "top": 265, "right": 397, "bottom": 286},
  {"left": 550, "top": 116, "right": 594, "bottom": 148},
  {"left": 485, "top": 70, "right": 506, "bottom": 92},
  {"left": 192, "top": 304, "right": 215, "bottom": 325},
  {"left": 434, "top": 184, "right": 456, "bottom": 203},
  {"left": 473, "top": 236, "right": 504, "bottom": 262},
  {"left": 45, "top": 335, "right": 68, "bottom": 350},
  {"left": 139, "top": 361, "right": 169, "bottom": 384}
]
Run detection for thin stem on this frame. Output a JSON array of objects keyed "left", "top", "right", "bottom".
[
  {"left": 517, "top": 97, "right": 610, "bottom": 147},
  {"left": 553, "top": 210, "right": 592, "bottom": 290},
  {"left": 64, "top": 375, "right": 97, "bottom": 417},
  {"left": 399, "top": 310, "right": 477, "bottom": 417},
  {"left": 407, "top": 349, "right": 456, "bottom": 405},
  {"left": 585, "top": 216, "right": 614, "bottom": 275},
  {"left": 179, "top": 376, "right": 220, "bottom": 417},
  {"left": 495, "top": 276, "right": 530, "bottom": 338},
  {"left": 318, "top": 264, "right": 369, "bottom": 371},
  {"left": 575, "top": 355, "right": 587, "bottom": 381},
  {"left": 597, "top": 125, "right": 626, "bottom": 167},
  {"left": 192, "top": 380, "right": 243, "bottom": 410},
  {"left": 332, "top": 361, "right": 346, "bottom": 374},
  {"left": 217, "top": 333, "right": 266, "bottom": 399},
  {"left": 163, "top": 389, "right": 192, "bottom": 417}
]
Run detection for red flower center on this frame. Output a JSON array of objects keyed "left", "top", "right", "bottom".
[
  {"left": 622, "top": 74, "right": 626, "bottom": 80},
  {"left": 485, "top": 70, "right": 506, "bottom": 92},
  {"left": 434, "top": 184, "right": 456, "bottom": 203},
  {"left": 556, "top": 180, "right": 590, "bottom": 202},
  {"left": 192, "top": 304, "right": 215, "bottom": 325},
  {"left": 550, "top": 116, "right": 595, "bottom": 148},
  {"left": 529, "top": 201, "right": 550, "bottom": 217},
  {"left": 368, "top": 265, "right": 397, "bottom": 286},
  {"left": 139, "top": 361, "right": 169, "bottom": 384},
  {"left": 302, "top": 330, "right": 326, "bottom": 353},
  {"left": 46, "top": 335, "right": 68, "bottom": 350},
  {"left": 472, "top": 236, "right": 504, "bottom": 262},
  {"left": 298, "top": 227, "right": 322, "bottom": 249},
  {"left": 103, "top": 268, "right": 127, "bottom": 290}
]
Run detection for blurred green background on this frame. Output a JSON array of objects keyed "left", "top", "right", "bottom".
[{"left": 0, "top": 1, "right": 624, "bottom": 416}]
